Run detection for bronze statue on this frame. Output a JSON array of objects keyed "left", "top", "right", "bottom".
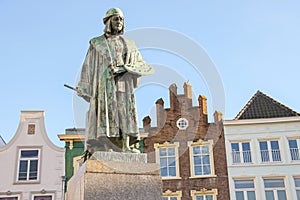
[{"left": 76, "top": 8, "right": 154, "bottom": 154}]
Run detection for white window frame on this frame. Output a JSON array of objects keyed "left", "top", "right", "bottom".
[
  {"left": 162, "top": 190, "right": 182, "bottom": 200},
  {"left": 154, "top": 142, "right": 180, "bottom": 180},
  {"left": 288, "top": 138, "right": 300, "bottom": 161},
  {"left": 176, "top": 118, "right": 189, "bottom": 130},
  {"left": 16, "top": 147, "right": 41, "bottom": 183},
  {"left": 0, "top": 194, "right": 21, "bottom": 200},
  {"left": 230, "top": 141, "right": 253, "bottom": 164},
  {"left": 191, "top": 189, "right": 218, "bottom": 200},
  {"left": 294, "top": 177, "right": 300, "bottom": 200},
  {"left": 259, "top": 140, "right": 281, "bottom": 163},
  {"left": 31, "top": 193, "right": 54, "bottom": 200},
  {"left": 188, "top": 140, "right": 215, "bottom": 178},
  {"left": 263, "top": 178, "right": 287, "bottom": 200},
  {"left": 233, "top": 179, "right": 256, "bottom": 200}
]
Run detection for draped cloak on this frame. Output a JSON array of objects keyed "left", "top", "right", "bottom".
[{"left": 77, "top": 35, "right": 146, "bottom": 142}]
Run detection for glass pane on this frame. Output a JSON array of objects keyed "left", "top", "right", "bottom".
[
  {"left": 270, "top": 141, "right": 279, "bottom": 150},
  {"left": 296, "top": 190, "right": 300, "bottom": 200},
  {"left": 160, "top": 158, "right": 167, "bottom": 167},
  {"left": 206, "top": 195, "right": 213, "bottom": 200},
  {"left": 259, "top": 141, "right": 268, "bottom": 150},
  {"left": 168, "top": 148, "right": 175, "bottom": 156},
  {"left": 242, "top": 142, "right": 250, "bottom": 151},
  {"left": 247, "top": 191, "right": 256, "bottom": 200},
  {"left": 289, "top": 140, "right": 298, "bottom": 148},
  {"left": 29, "top": 160, "right": 38, "bottom": 180},
  {"left": 18, "top": 160, "right": 28, "bottom": 180},
  {"left": 168, "top": 157, "right": 176, "bottom": 167},
  {"left": 194, "top": 156, "right": 201, "bottom": 165},
  {"left": 235, "top": 191, "right": 244, "bottom": 200},
  {"left": 170, "top": 197, "right": 177, "bottom": 200},
  {"left": 169, "top": 167, "right": 176, "bottom": 176},
  {"left": 203, "top": 155, "right": 210, "bottom": 164},
  {"left": 271, "top": 141, "right": 279, "bottom": 149},
  {"left": 203, "top": 165, "right": 211, "bottom": 175},
  {"left": 265, "top": 191, "right": 275, "bottom": 200},
  {"left": 196, "top": 196, "right": 203, "bottom": 200},
  {"left": 21, "top": 150, "right": 38, "bottom": 158},
  {"left": 201, "top": 146, "right": 209, "bottom": 154},
  {"left": 264, "top": 179, "right": 285, "bottom": 188},
  {"left": 193, "top": 146, "right": 200, "bottom": 154},
  {"left": 0, "top": 198, "right": 18, "bottom": 200},
  {"left": 277, "top": 190, "right": 287, "bottom": 200},
  {"left": 162, "top": 197, "right": 168, "bottom": 200},
  {"left": 194, "top": 166, "right": 202, "bottom": 175},
  {"left": 160, "top": 167, "right": 167, "bottom": 176},
  {"left": 231, "top": 143, "right": 239, "bottom": 151},
  {"left": 295, "top": 178, "right": 300, "bottom": 187},
  {"left": 235, "top": 180, "right": 254, "bottom": 189},
  {"left": 159, "top": 148, "right": 167, "bottom": 156},
  {"left": 34, "top": 196, "right": 52, "bottom": 200}
]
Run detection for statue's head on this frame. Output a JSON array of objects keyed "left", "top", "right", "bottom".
[{"left": 103, "top": 8, "right": 124, "bottom": 35}]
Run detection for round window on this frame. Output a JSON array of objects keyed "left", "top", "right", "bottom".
[{"left": 176, "top": 118, "right": 188, "bottom": 130}]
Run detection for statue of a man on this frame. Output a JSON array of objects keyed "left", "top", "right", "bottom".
[{"left": 76, "top": 8, "right": 154, "bottom": 154}]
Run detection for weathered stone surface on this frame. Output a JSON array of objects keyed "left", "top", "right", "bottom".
[
  {"left": 91, "top": 151, "right": 147, "bottom": 163},
  {"left": 66, "top": 159, "right": 162, "bottom": 200}
]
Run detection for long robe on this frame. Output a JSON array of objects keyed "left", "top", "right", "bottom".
[{"left": 77, "top": 35, "right": 145, "bottom": 142}]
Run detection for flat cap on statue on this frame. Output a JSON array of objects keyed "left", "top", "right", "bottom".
[{"left": 103, "top": 8, "right": 124, "bottom": 24}]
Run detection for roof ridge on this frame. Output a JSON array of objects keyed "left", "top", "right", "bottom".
[{"left": 234, "top": 90, "right": 260, "bottom": 120}]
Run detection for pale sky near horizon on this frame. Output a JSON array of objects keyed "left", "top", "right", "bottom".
[{"left": 1, "top": 1, "right": 300, "bottom": 146}]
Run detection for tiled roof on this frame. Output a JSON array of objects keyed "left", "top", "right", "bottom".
[{"left": 235, "top": 90, "right": 299, "bottom": 120}]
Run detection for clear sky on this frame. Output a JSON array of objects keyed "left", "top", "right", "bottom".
[{"left": 1, "top": 1, "right": 300, "bottom": 147}]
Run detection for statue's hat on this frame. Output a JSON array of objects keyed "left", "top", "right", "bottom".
[{"left": 103, "top": 8, "right": 124, "bottom": 24}]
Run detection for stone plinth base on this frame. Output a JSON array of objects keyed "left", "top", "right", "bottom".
[{"left": 66, "top": 152, "right": 162, "bottom": 200}]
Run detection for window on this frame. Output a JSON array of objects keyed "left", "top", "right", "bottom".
[
  {"left": 33, "top": 196, "right": 52, "bottom": 200},
  {"left": 188, "top": 140, "right": 215, "bottom": 177},
  {"left": 0, "top": 197, "right": 19, "bottom": 200},
  {"left": 191, "top": 189, "right": 217, "bottom": 200},
  {"left": 264, "top": 179, "right": 287, "bottom": 200},
  {"left": 17, "top": 149, "right": 40, "bottom": 182},
  {"left": 288, "top": 139, "right": 300, "bottom": 161},
  {"left": 234, "top": 180, "right": 256, "bottom": 200},
  {"left": 231, "top": 142, "right": 252, "bottom": 164},
  {"left": 294, "top": 178, "right": 300, "bottom": 200},
  {"left": 27, "top": 124, "right": 36, "bottom": 135},
  {"left": 155, "top": 142, "right": 180, "bottom": 179},
  {"left": 195, "top": 195, "right": 213, "bottom": 200},
  {"left": 259, "top": 140, "right": 281, "bottom": 163},
  {"left": 176, "top": 118, "right": 188, "bottom": 130},
  {"left": 162, "top": 190, "right": 182, "bottom": 200}
]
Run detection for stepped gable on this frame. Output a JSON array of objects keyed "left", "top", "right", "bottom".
[{"left": 235, "top": 90, "right": 299, "bottom": 120}]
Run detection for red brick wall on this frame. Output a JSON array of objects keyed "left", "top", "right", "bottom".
[{"left": 143, "top": 83, "right": 230, "bottom": 200}]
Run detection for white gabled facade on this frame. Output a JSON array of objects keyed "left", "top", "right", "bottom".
[
  {"left": 0, "top": 111, "right": 65, "bottom": 200},
  {"left": 224, "top": 116, "right": 300, "bottom": 200}
]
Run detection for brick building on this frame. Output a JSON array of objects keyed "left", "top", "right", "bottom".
[{"left": 142, "top": 82, "right": 230, "bottom": 200}]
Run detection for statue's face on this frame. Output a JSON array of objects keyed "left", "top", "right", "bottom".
[{"left": 111, "top": 15, "right": 124, "bottom": 32}]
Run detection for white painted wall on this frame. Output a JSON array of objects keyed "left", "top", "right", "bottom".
[
  {"left": 224, "top": 117, "right": 300, "bottom": 200},
  {"left": 0, "top": 111, "right": 65, "bottom": 200}
]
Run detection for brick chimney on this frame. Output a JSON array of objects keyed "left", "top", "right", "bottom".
[
  {"left": 198, "top": 95, "right": 208, "bottom": 123},
  {"left": 156, "top": 98, "right": 165, "bottom": 128},
  {"left": 183, "top": 82, "right": 192, "bottom": 99},
  {"left": 214, "top": 111, "right": 223, "bottom": 123},
  {"left": 169, "top": 83, "right": 179, "bottom": 111},
  {"left": 143, "top": 116, "right": 151, "bottom": 132}
]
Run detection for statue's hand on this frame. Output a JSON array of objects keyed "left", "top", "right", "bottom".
[{"left": 76, "top": 87, "right": 91, "bottom": 102}]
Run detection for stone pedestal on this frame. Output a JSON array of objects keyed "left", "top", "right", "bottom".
[{"left": 66, "top": 152, "right": 162, "bottom": 200}]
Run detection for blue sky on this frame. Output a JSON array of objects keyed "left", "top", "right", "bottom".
[{"left": 1, "top": 1, "right": 300, "bottom": 146}]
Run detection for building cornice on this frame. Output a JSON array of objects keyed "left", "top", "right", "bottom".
[{"left": 224, "top": 116, "right": 300, "bottom": 126}]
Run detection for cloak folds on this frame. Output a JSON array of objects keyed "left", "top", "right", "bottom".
[{"left": 77, "top": 35, "right": 145, "bottom": 142}]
